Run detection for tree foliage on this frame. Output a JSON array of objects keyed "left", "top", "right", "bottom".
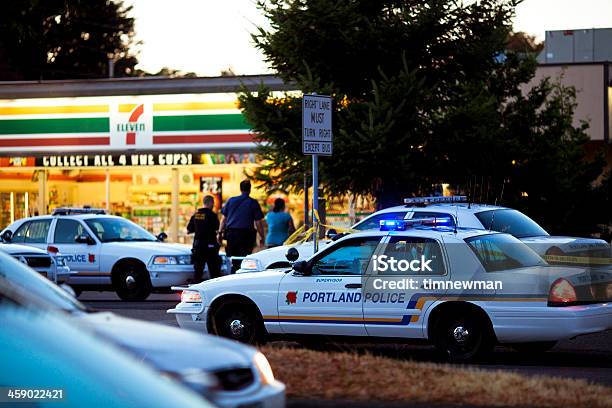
[
  {"left": 0, "top": 0, "right": 138, "bottom": 80},
  {"left": 506, "top": 31, "right": 544, "bottom": 54},
  {"left": 240, "top": 0, "right": 608, "bottom": 234}
]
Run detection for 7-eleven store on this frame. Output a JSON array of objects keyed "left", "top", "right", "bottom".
[{"left": 0, "top": 75, "right": 299, "bottom": 243}]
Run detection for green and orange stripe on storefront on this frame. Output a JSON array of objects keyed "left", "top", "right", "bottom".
[
  {"left": 150, "top": 101, "right": 253, "bottom": 145},
  {"left": 0, "top": 104, "right": 110, "bottom": 147}
]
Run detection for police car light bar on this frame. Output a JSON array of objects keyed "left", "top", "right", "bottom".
[
  {"left": 52, "top": 207, "right": 107, "bottom": 216},
  {"left": 379, "top": 220, "right": 408, "bottom": 231},
  {"left": 379, "top": 217, "right": 452, "bottom": 231},
  {"left": 403, "top": 195, "right": 467, "bottom": 205}
]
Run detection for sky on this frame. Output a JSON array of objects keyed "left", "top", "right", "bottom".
[{"left": 128, "top": 0, "right": 612, "bottom": 77}]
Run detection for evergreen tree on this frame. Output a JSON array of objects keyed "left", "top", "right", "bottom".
[
  {"left": 240, "top": 0, "right": 607, "bottom": 233},
  {"left": 0, "top": 0, "right": 138, "bottom": 80}
]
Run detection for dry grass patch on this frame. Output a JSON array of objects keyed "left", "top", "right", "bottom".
[{"left": 261, "top": 346, "right": 612, "bottom": 407}]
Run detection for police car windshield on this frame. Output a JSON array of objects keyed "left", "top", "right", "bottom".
[
  {"left": 85, "top": 218, "right": 156, "bottom": 243},
  {"left": 0, "top": 252, "right": 87, "bottom": 313},
  {"left": 465, "top": 234, "right": 547, "bottom": 272},
  {"left": 474, "top": 209, "right": 548, "bottom": 238}
]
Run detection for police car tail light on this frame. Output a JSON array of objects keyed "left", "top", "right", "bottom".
[
  {"left": 548, "top": 278, "right": 577, "bottom": 306},
  {"left": 181, "top": 290, "right": 202, "bottom": 303},
  {"left": 47, "top": 246, "right": 59, "bottom": 254}
]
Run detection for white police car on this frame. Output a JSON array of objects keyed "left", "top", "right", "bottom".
[
  {"left": 237, "top": 196, "right": 611, "bottom": 273},
  {"left": 1, "top": 208, "right": 230, "bottom": 301},
  {"left": 0, "top": 242, "right": 72, "bottom": 284},
  {"left": 169, "top": 219, "right": 612, "bottom": 361}
]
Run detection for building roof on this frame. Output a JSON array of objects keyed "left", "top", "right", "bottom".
[{"left": 0, "top": 74, "right": 295, "bottom": 99}]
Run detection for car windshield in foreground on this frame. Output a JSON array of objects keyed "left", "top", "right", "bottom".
[
  {"left": 0, "top": 252, "right": 86, "bottom": 313},
  {"left": 85, "top": 217, "right": 156, "bottom": 243},
  {"left": 475, "top": 209, "right": 549, "bottom": 238},
  {"left": 465, "top": 233, "right": 547, "bottom": 272}
]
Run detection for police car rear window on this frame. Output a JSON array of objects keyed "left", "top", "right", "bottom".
[
  {"left": 475, "top": 209, "right": 548, "bottom": 238},
  {"left": 465, "top": 234, "right": 547, "bottom": 272},
  {"left": 378, "top": 236, "right": 446, "bottom": 275}
]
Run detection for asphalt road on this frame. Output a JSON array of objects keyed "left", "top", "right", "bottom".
[{"left": 80, "top": 291, "right": 612, "bottom": 388}]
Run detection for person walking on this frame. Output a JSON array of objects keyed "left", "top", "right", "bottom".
[
  {"left": 187, "top": 195, "right": 221, "bottom": 282},
  {"left": 218, "top": 180, "right": 265, "bottom": 257},
  {"left": 265, "top": 198, "right": 295, "bottom": 248}
]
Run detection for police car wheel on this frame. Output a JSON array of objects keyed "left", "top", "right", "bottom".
[
  {"left": 113, "top": 262, "right": 152, "bottom": 301},
  {"left": 512, "top": 341, "right": 557, "bottom": 354},
  {"left": 434, "top": 313, "right": 491, "bottom": 362},
  {"left": 214, "top": 301, "right": 262, "bottom": 344}
]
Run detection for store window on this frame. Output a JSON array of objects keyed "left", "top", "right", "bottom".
[
  {"left": 54, "top": 220, "right": 87, "bottom": 244},
  {"left": 12, "top": 220, "right": 51, "bottom": 244}
]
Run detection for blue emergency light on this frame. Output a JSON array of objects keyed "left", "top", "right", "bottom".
[
  {"left": 379, "top": 220, "right": 407, "bottom": 231},
  {"left": 379, "top": 217, "right": 454, "bottom": 231}
]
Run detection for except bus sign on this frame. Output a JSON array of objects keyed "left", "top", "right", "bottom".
[{"left": 302, "top": 94, "right": 332, "bottom": 156}]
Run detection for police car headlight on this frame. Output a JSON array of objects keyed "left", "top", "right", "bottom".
[
  {"left": 180, "top": 290, "right": 202, "bottom": 303},
  {"left": 153, "top": 256, "right": 178, "bottom": 265},
  {"left": 253, "top": 352, "right": 275, "bottom": 385},
  {"left": 241, "top": 258, "right": 262, "bottom": 270},
  {"left": 177, "top": 255, "right": 192, "bottom": 265}
]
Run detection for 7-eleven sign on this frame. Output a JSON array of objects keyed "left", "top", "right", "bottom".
[{"left": 110, "top": 103, "right": 153, "bottom": 148}]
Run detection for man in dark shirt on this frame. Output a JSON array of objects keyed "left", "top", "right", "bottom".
[
  {"left": 187, "top": 195, "right": 221, "bottom": 281},
  {"left": 218, "top": 179, "right": 265, "bottom": 257}
]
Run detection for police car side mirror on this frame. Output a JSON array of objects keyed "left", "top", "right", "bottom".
[
  {"left": 157, "top": 232, "right": 168, "bottom": 242},
  {"left": 292, "top": 260, "right": 310, "bottom": 275},
  {"left": 1, "top": 230, "right": 12, "bottom": 243},
  {"left": 75, "top": 234, "right": 95, "bottom": 245},
  {"left": 285, "top": 247, "right": 299, "bottom": 262},
  {"left": 331, "top": 232, "right": 348, "bottom": 242},
  {"left": 325, "top": 229, "right": 338, "bottom": 240}
]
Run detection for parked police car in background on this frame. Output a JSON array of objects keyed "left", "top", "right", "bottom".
[
  {"left": 2, "top": 208, "right": 230, "bottom": 301},
  {"left": 0, "top": 242, "right": 72, "bottom": 284},
  {"left": 237, "top": 196, "right": 611, "bottom": 273},
  {"left": 170, "top": 219, "right": 612, "bottom": 362}
]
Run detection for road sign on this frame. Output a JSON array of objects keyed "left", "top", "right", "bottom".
[{"left": 302, "top": 94, "right": 332, "bottom": 156}]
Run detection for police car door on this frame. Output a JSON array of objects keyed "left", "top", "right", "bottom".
[
  {"left": 277, "top": 236, "right": 383, "bottom": 336},
  {"left": 362, "top": 233, "right": 450, "bottom": 338},
  {"left": 51, "top": 219, "right": 101, "bottom": 282}
]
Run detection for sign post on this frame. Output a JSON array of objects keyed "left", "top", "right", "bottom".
[{"left": 302, "top": 94, "right": 333, "bottom": 252}]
